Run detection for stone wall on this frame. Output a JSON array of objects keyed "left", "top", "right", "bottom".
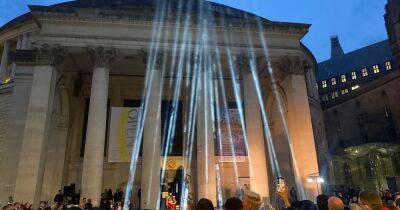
[
  {"left": 0, "top": 86, "right": 11, "bottom": 169},
  {"left": 324, "top": 72, "right": 400, "bottom": 152}
]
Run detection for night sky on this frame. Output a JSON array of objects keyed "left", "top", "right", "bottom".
[{"left": 0, "top": 0, "right": 389, "bottom": 62}]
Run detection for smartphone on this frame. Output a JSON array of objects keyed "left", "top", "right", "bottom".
[{"left": 277, "top": 177, "right": 286, "bottom": 193}]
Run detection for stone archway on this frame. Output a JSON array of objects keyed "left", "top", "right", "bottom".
[
  {"left": 41, "top": 76, "right": 71, "bottom": 202},
  {"left": 264, "top": 87, "right": 298, "bottom": 195}
]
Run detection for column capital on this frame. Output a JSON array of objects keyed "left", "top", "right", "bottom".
[
  {"left": 87, "top": 46, "right": 117, "bottom": 68},
  {"left": 235, "top": 55, "right": 251, "bottom": 72},
  {"left": 271, "top": 56, "right": 309, "bottom": 76},
  {"left": 33, "top": 44, "right": 66, "bottom": 66},
  {"left": 140, "top": 49, "right": 164, "bottom": 70}
]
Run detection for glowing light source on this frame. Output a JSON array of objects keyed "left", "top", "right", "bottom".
[
  {"left": 351, "top": 85, "right": 360, "bottom": 90},
  {"left": 3, "top": 76, "right": 11, "bottom": 84}
]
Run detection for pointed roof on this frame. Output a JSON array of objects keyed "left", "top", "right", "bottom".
[
  {"left": 330, "top": 35, "right": 344, "bottom": 59},
  {"left": 317, "top": 40, "right": 394, "bottom": 81}
]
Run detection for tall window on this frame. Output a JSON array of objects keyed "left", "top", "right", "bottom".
[
  {"left": 161, "top": 100, "right": 183, "bottom": 156},
  {"left": 385, "top": 61, "right": 392, "bottom": 70},
  {"left": 351, "top": 71, "right": 357, "bottom": 80},
  {"left": 351, "top": 85, "right": 360, "bottom": 90},
  {"left": 331, "top": 91, "right": 339, "bottom": 99},
  {"left": 331, "top": 77, "right": 337, "bottom": 85},
  {"left": 373, "top": 65, "right": 380, "bottom": 74},
  {"left": 362, "top": 68, "right": 368, "bottom": 77},
  {"left": 322, "top": 80, "right": 327, "bottom": 88},
  {"left": 341, "top": 74, "right": 347, "bottom": 83}
]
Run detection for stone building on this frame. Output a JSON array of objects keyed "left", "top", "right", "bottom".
[
  {"left": 385, "top": 0, "right": 400, "bottom": 72},
  {"left": 0, "top": 0, "right": 326, "bottom": 208},
  {"left": 317, "top": 36, "right": 400, "bottom": 192}
]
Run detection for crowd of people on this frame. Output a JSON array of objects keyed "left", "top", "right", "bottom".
[
  {"left": 276, "top": 186, "right": 400, "bottom": 210},
  {"left": 2, "top": 187, "right": 400, "bottom": 210},
  {"left": 1, "top": 188, "right": 125, "bottom": 210}
]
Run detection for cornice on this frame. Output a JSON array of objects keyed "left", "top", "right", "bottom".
[{"left": 30, "top": 8, "right": 309, "bottom": 36}]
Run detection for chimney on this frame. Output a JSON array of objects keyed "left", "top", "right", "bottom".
[{"left": 331, "top": 35, "right": 344, "bottom": 58}]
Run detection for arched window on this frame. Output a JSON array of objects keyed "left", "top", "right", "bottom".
[
  {"left": 343, "top": 163, "right": 353, "bottom": 185},
  {"left": 365, "top": 159, "right": 376, "bottom": 178},
  {"left": 392, "top": 156, "right": 400, "bottom": 176}
]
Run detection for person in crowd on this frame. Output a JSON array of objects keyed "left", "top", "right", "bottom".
[
  {"left": 337, "top": 192, "right": 349, "bottom": 206},
  {"left": 107, "top": 189, "right": 113, "bottom": 201},
  {"left": 394, "top": 198, "right": 400, "bottom": 210},
  {"left": 196, "top": 199, "right": 214, "bottom": 210},
  {"left": 328, "top": 196, "right": 344, "bottom": 210},
  {"left": 290, "top": 187, "right": 299, "bottom": 203},
  {"left": 113, "top": 201, "right": 122, "bottom": 210},
  {"left": 54, "top": 190, "right": 64, "bottom": 204},
  {"left": 242, "top": 191, "right": 262, "bottom": 210},
  {"left": 348, "top": 196, "right": 361, "bottom": 210},
  {"left": 79, "top": 198, "right": 86, "bottom": 210},
  {"left": 83, "top": 199, "right": 92, "bottom": 210},
  {"left": 25, "top": 203, "right": 33, "bottom": 210},
  {"left": 37, "top": 201, "right": 48, "bottom": 210},
  {"left": 113, "top": 189, "right": 123, "bottom": 203},
  {"left": 317, "top": 194, "right": 329, "bottom": 210},
  {"left": 73, "top": 190, "right": 80, "bottom": 205},
  {"left": 67, "top": 207, "right": 82, "bottom": 210},
  {"left": 50, "top": 201, "right": 62, "bottom": 210},
  {"left": 224, "top": 197, "right": 243, "bottom": 210},
  {"left": 298, "top": 200, "right": 317, "bottom": 210},
  {"left": 358, "top": 191, "right": 383, "bottom": 210}
]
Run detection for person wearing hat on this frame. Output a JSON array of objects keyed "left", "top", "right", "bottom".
[
  {"left": 358, "top": 191, "right": 383, "bottom": 210},
  {"left": 243, "top": 190, "right": 262, "bottom": 210}
]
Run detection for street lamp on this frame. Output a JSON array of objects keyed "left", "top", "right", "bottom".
[{"left": 307, "top": 173, "right": 324, "bottom": 195}]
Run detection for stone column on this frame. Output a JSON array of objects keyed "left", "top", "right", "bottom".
[
  {"left": 277, "top": 57, "right": 320, "bottom": 201},
  {"left": 196, "top": 68, "right": 216, "bottom": 205},
  {"left": 13, "top": 44, "right": 65, "bottom": 205},
  {"left": 140, "top": 53, "right": 162, "bottom": 210},
  {"left": 0, "top": 52, "right": 34, "bottom": 205},
  {"left": 0, "top": 40, "right": 10, "bottom": 83},
  {"left": 81, "top": 47, "right": 116, "bottom": 206},
  {"left": 239, "top": 57, "right": 270, "bottom": 202},
  {"left": 11, "top": 34, "right": 30, "bottom": 79}
]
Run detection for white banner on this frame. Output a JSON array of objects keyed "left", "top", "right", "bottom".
[{"left": 108, "top": 107, "right": 141, "bottom": 162}]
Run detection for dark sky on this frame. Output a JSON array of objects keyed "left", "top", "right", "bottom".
[{"left": 0, "top": 0, "right": 389, "bottom": 62}]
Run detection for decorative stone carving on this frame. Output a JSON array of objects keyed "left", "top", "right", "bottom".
[
  {"left": 235, "top": 55, "right": 250, "bottom": 72},
  {"left": 140, "top": 49, "right": 164, "bottom": 70},
  {"left": 32, "top": 44, "right": 66, "bottom": 66},
  {"left": 87, "top": 46, "right": 117, "bottom": 68},
  {"left": 273, "top": 56, "right": 309, "bottom": 75}
]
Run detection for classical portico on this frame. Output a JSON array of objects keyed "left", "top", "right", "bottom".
[{"left": 0, "top": 0, "right": 328, "bottom": 208}]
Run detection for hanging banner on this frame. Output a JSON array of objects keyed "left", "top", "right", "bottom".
[
  {"left": 108, "top": 107, "right": 141, "bottom": 162},
  {"left": 216, "top": 109, "right": 247, "bottom": 162}
]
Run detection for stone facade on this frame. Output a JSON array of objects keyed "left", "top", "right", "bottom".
[
  {"left": 0, "top": 87, "right": 11, "bottom": 166},
  {"left": 0, "top": 0, "right": 325, "bottom": 207},
  {"left": 322, "top": 70, "right": 400, "bottom": 191}
]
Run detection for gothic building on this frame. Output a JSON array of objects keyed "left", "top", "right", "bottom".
[
  {"left": 317, "top": 36, "right": 400, "bottom": 191},
  {"left": 385, "top": 0, "right": 400, "bottom": 72}
]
